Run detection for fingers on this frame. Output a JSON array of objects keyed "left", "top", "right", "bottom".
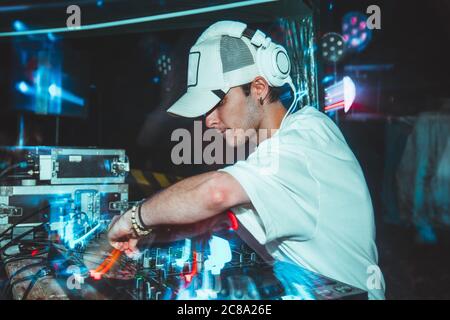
[
  {"left": 111, "top": 239, "right": 140, "bottom": 258},
  {"left": 107, "top": 212, "right": 140, "bottom": 257},
  {"left": 110, "top": 241, "right": 122, "bottom": 250},
  {"left": 107, "top": 215, "right": 127, "bottom": 247},
  {"left": 110, "top": 240, "right": 129, "bottom": 251}
]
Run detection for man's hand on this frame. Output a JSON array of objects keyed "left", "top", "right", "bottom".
[{"left": 107, "top": 210, "right": 139, "bottom": 257}]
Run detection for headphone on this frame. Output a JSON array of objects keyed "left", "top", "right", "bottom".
[{"left": 195, "top": 20, "right": 292, "bottom": 88}]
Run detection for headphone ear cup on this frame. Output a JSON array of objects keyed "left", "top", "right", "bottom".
[{"left": 255, "top": 43, "right": 291, "bottom": 87}]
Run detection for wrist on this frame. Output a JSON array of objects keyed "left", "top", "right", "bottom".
[
  {"left": 131, "top": 203, "right": 152, "bottom": 237},
  {"left": 121, "top": 210, "right": 133, "bottom": 230},
  {"left": 137, "top": 201, "right": 152, "bottom": 230}
]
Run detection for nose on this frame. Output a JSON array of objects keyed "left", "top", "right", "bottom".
[{"left": 205, "top": 108, "right": 219, "bottom": 129}]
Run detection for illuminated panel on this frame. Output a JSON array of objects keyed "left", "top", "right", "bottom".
[
  {"left": 204, "top": 236, "right": 232, "bottom": 275},
  {"left": 67, "top": 222, "right": 102, "bottom": 249},
  {"left": 183, "top": 251, "right": 198, "bottom": 284},
  {"left": 175, "top": 239, "right": 192, "bottom": 268}
]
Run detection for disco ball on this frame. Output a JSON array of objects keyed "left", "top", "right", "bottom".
[
  {"left": 342, "top": 11, "right": 372, "bottom": 52},
  {"left": 157, "top": 53, "right": 172, "bottom": 76},
  {"left": 321, "top": 32, "right": 346, "bottom": 63}
]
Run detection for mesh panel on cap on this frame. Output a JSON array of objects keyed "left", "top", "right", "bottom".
[{"left": 220, "top": 35, "right": 254, "bottom": 73}]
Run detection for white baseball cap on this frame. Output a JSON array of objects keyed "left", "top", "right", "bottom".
[{"left": 166, "top": 25, "right": 261, "bottom": 118}]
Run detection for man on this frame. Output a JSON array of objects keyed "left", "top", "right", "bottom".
[{"left": 108, "top": 21, "right": 385, "bottom": 299}]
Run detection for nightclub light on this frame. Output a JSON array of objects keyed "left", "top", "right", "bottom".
[
  {"left": 0, "top": 5, "right": 30, "bottom": 13},
  {"left": 342, "top": 12, "right": 372, "bottom": 52},
  {"left": 14, "top": 19, "right": 57, "bottom": 41},
  {"left": 13, "top": 20, "right": 26, "bottom": 31},
  {"left": 48, "top": 84, "right": 62, "bottom": 97},
  {"left": 17, "top": 81, "right": 29, "bottom": 93},
  {"left": 343, "top": 76, "right": 356, "bottom": 112},
  {"left": 328, "top": 1, "right": 333, "bottom": 11},
  {"left": 48, "top": 84, "right": 85, "bottom": 106},
  {"left": 322, "top": 74, "right": 335, "bottom": 85},
  {"left": 152, "top": 76, "right": 160, "bottom": 84},
  {"left": 47, "top": 32, "right": 57, "bottom": 42},
  {"left": 321, "top": 32, "right": 346, "bottom": 63},
  {"left": 324, "top": 76, "right": 356, "bottom": 113},
  {"left": 0, "top": 0, "right": 276, "bottom": 37},
  {"left": 157, "top": 54, "right": 171, "bottom": 76}
]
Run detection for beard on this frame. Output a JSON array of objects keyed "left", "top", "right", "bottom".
[{"left": 224, "top": 97, "right": 260, "bottom": 148}]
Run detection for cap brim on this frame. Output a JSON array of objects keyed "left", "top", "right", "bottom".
[{"left": 166, "top": 89, "right": 221, "bottom": 118}]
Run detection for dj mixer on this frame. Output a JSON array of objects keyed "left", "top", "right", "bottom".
[{"left": 57, "top": 219, "right": 367, "bottom": 300}]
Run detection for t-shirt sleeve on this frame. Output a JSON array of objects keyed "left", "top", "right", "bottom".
[{"left": 219, "top": 130, "right": 320, "bottom": 244}]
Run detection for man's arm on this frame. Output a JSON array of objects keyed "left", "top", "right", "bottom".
[
  {"left": 107, "top": 171, "right": 249, "bottom": 253},
  {"left": 140, "top": 171, "right": 249, "bottom": 226}
]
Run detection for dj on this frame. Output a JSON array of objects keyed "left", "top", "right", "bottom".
[{"left": 107, "top": 21, "right": 385, "bottom": 299}]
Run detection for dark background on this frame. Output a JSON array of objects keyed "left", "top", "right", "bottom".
[{"left": 320, "top": 0, "right": 450, "bottom": 300}]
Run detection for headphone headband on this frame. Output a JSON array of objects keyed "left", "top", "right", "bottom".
[
  {"left": 195, "top": 21, "right": 247, "bottom": 45},
  {"left": 195, "top": 21, "right": 291, "bottom": 87},
  {"left": 196, "top": 21, "right": 272, "bottom": 49}
]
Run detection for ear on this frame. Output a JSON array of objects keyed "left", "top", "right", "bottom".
[{"left": 251, "top": 76, "right": 270, "bottom": 104}]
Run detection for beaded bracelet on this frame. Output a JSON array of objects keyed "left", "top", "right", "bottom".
[
  {"left": 131, "top": 204, "right": 152, "bottom": 237},
  {"left": 137, "top": 201, "right": 152, "bottom": 231}
]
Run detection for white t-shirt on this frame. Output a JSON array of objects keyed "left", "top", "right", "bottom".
[{"left": 219, "top": 106, "right": 385, "bottom": 300}]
